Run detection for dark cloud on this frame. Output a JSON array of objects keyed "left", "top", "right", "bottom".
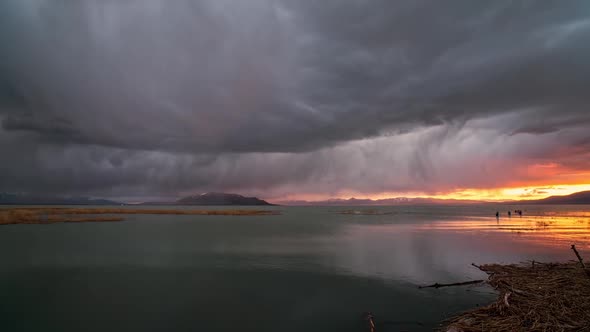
[
  {"left": 0, "top": 1, "right": 589, "bottom": 198},
  {"left": 1, "top": 117, "right": 588, "bottom": 200}
]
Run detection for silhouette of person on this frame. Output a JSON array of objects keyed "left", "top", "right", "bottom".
[{"left": 508, "top": 211, "right": 512, "bottom": 217}]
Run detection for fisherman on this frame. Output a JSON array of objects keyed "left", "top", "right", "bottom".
[
  {"left": 496, "top": 211, "right": 499, "bottom": 218},
  {"left": 508, "top": 211, "right": 512, "bottom": 217}
]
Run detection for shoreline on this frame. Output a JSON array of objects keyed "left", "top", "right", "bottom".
[{"left": 443, "top": 248, "right": 590, "bottom": 332}]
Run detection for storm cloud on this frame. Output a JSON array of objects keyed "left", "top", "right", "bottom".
[{"left": 1, "top": 0, "right": 589, "bottom": 200}]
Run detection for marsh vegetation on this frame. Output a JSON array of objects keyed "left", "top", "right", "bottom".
[{"left": 0, "top": 207, "right": 279, "bottom": 225}]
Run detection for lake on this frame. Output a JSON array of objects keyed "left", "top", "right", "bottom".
[{"left": 0, "top": 205, "right": 589, "bottom": 331}]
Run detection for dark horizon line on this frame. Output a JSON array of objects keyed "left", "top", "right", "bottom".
[{"left": 2, "top": 190, "right": 590, "bottom": 206}]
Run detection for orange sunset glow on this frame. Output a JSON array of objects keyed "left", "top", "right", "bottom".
[
  {"left": 274, "top": 183, "right": 590, "bottom": 203},
  {"left": 425, "top": 184, "right": 590, "bottom": 202}
]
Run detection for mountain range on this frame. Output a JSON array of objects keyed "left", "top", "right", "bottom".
[
  {"left": 279, "top": 197, "right": 483, "bottom": 206},
  {"left": 280, "top": 191, "right": 590, "bottom": 206},
  {"left": 510, "top": 190, "right": 590, "bottom": 205},
  {"left": 0, "top": 193, "right": 121, "bottom": 205}
]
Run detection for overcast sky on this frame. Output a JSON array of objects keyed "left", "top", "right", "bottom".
[{"left": 1, "top": 0, "right": 589, "bottom": 201}]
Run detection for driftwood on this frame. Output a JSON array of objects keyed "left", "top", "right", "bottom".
[
  {"left": 503, "top": 291, "right": 511, "bottom": 307},
  {"left": 471, "top": 263, "right": 484, "bottom": 271},
  {"left": 498, "top": 280, "right": 539, "bottom": 298},
  {"left": 362, "top": 312, "right": 426, "bottom": 331},
  {"left": 445, "top": 249, "right": 590, "bottom": 331},
  {"left": 419, "top": 280, "right": 484, "bottom": 289}
]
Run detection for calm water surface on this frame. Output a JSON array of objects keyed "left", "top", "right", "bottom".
[{"left": 1, "top": 205, "right": 589, "bottom": 331}]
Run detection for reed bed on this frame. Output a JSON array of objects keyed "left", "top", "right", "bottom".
[
  {"left": 444, "top": 260, "right": 590, "bottom": 331},
  {"left": 0, "top": 207, "right": 280, "bottom": 225}
]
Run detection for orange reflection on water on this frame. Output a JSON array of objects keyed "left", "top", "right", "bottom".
[{"left": 417, "top": 214, "right": 590, "bottom": 251}]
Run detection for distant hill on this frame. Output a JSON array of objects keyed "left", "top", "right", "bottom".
[
  {"left": 514, "top": 191, "right": 590, "bottom": 205},
  {"left": 280, "top": 196, "right": 482, "bottom": 206},
  {"left": 0, "top": 193, "right": 122, "bottom": 205},
  {"left": 175, "top": 192, "right": 274, "bottom": 206}
]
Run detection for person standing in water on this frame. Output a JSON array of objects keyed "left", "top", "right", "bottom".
[
  {"left": 496, "top": 211, "right": 500, "bottom": 219},
  {"left": 508, "top": 211, "right": 512, "bottom": 217}
]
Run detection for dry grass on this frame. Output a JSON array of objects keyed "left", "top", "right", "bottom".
[
  {"left": 444, "top": 261, "right": 590, "bottom": 332},
  {"left": 0, "top": 209, "right": 124, "bottom": 225},
  {"left": 0, "top": 207, "right": 280, "bottom": 225}
]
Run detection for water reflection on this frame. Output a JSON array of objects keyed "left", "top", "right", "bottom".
[
  {"left": 0, "top": 205, "right": 588, "bottom": 332},
  {"left": 416, "top": 214, "right": 590, "bottom": 250},
  {"left": 190, "top": 207, "right": 590, "bottom": 285}
]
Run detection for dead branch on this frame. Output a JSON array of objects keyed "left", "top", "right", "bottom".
[
  {"left": 419, "top": 280, "right": 484, "bottom": 289},
  {"left": 571, "top": 244, "right": 586, "bottom": 269},
  {"left": 503, "top": 292, "right": 511, "bottom": 307},
  {"left": 471, "top": 263, "right": 486, "bottom": 272},
  {"left": 571, "top": 244, "right": 590, "bottom": 278},
  {"left": 363, "top": 312, "right": 376, "bottom": 332}
]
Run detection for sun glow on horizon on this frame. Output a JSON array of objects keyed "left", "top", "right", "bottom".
[
  {"left": 274, "top": 183, "right": 590, "bottom": 203},
  {"left": 426, "top": 184, "right": 590, "bottom": 202}
]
